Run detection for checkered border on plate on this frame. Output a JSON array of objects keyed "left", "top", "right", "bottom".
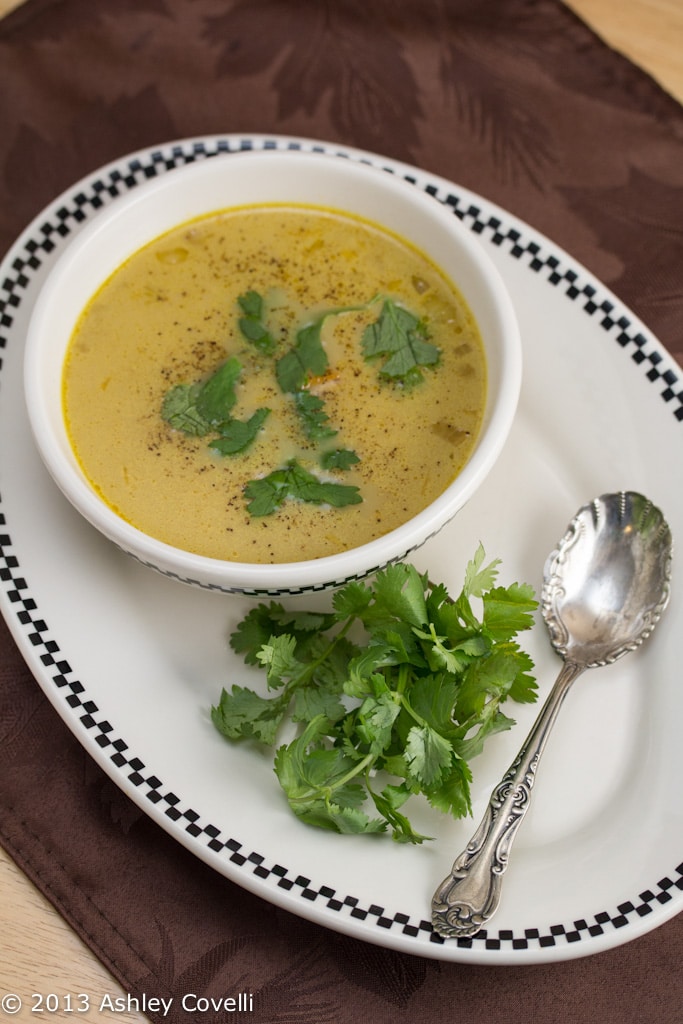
[{"left": 1, "top": 135, "right": 682, "bottom": 954}]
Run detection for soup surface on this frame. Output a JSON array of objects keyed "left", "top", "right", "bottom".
[{"left": 63, "top": 204, "right": 486, "bottom": 563}]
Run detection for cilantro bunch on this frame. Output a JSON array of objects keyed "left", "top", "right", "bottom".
[{"left": 211, "top": 547, "right": 538, "bottom": 843}]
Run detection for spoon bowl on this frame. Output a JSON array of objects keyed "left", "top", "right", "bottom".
[
  {"left": 543, "top": 492, "right": 672, "bottom": 667},
  {"left": 431, "top": 491, "right": 672, "bottom": 939}
]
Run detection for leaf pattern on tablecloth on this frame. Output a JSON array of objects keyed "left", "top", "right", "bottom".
[
  {"left": 132, "top": 923, "right": 253, "bottom": 1021},
  {"left": 0, "top": 0, "right": 171, "bottom": 43},
  {"left": 559, "top": 166, "right": 683, "bottom": 341},
  {"left": 0, "top": 89, "right": 176, "bottom": 257},
  {"left": 131, "top": 922, "right": 340, "bottom": 1024},
  {"left": 248, "top": 946, "right": 339, "bottom": 1024},
  {"left": 421, "top": 0, "right": 556, "bottom": 189},
  {"left": 438, "top": 43, "right": 556, "bottom": 188},
  {"left": 0, "top": 624, "right": 45, "bottom": 750},
  {"left": 82, "top": 758, "right": 145, "bottom": 835},
  {"left": 329, "top": 932, "right": 437, "bottom": 1005},
  {"left": 202, "top": 0, "right": 422, "bottom": 159}
]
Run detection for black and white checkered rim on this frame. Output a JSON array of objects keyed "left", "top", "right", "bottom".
[{"left": 1, "top": 135, "right": 681, "bottom": 959}]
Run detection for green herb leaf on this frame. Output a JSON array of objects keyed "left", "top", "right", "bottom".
[
  {"left": 404, "top": 724, "right": 453, "bottom": 788},
  {"left": 276, "top": 319, "right": 329, "bottom": 393},
  {"left": 285, "top": 463, "right": 361, "bottom": 509},
  {"left": 294, "top": 391, "right": 337, "bottom": 441},
  {"left": 361, "top": 299, "right": 439, "bottom": 383},
  {"left": 237, "top": 290, "right": 277, "bottom": 354},
  {"left": 370, "top": 563, "right": 429, "bottom": 629},
  {"left": 161, "top": 357, "right": 243, "bottom": 435},
  {"left": 276, "top": 299, "right": 377, "bottom": 393},
  {"left": 273, "top": 717, "right": 387, "bottom": 835},
  {"left": 292, "top": 685, "right": 346, "bottom": 725},
  {"left": 320, "top": 448, "right": 361, "bottom": 471},
  {"left": 423, "top": 757, "right": 473, "bottom": 818},
  {"left": 405, "top": 673, "right": 460, "bottom": 738},
  {"left": 209, "top": 407, "right": 270, "bottom": 455},
  {"left": 229, "top": 602, "right": 288, "bottom": 664},
  {"left": 238, "top": 317, "right": 274, "bottom": 348},
  {"left": 244, "top": 460, "right": 362, "bottom": 517},
  {"left": 229, "top": 602, "right": 339, "bottom": 666},
  {"left": 483, "top": 582, "right": 538, "bottom": 640},
  {"left": 211, "top": 686, "right": 287, "bottom": 746},
  {"left": 507, "top": 647, "right": 538, "bottom": 704},
  {"left": 242, "top": 468, "right": 291, "bottom": 517},
  {"left": 256, "top": 633, "right": 302, "bottom": 690},
  {"left": 161, "top": 382, "right": 211, "bottom": 436},
  {"left": 195, "top": 356, "right": 242, "bottom": 425},
  {"left": 369, "top": 783, "right": 433, "bottom": 844},
  {"left": 463, "top": 542, "right": 501, "bottom": 597},
  {"left": 237, "top": 290, "right": 264, "bottom": 319},
  {"left": 356, "top": 693, "right": 401, "bottom": 755},
  {"left": 331, "top": 580, "right": 374, "bottom": 619}
]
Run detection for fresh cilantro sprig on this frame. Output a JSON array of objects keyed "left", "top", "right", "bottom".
[
  {"left": 362, "top": 299, "right": 439, "bottom": 385},
  {"left": 237, "top": 290, "right": 277, "bottom": 355},
  {"left": 243, "top": 459, "right": 362, "bottom": 517},
  {"left": 209, "top": 408, "right": 271, "bottom": 456},
  {"left": 293, "top": 391, "right": 337, "bottom": 442},
  {"left": 161, "top": 356, "right": 242, "bottom": 435},
  {"left": 276, "top": 317, "right": 331, "bottom": 394},
  {"left": 161, "top": 357, "right": 270, "bottom": 455},
  {"left": 211, "top": 546, "right": 538, "bottom": 843},
  {"left": 320, "top": 448, "right": 360, "bottom": 471},
  {"left": 275, "top": 312, "right": 344, "bottom": 447}
]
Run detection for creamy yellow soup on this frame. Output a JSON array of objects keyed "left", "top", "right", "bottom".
[{"left": 63, "top": 205, "right": 486, "bottom": 563}]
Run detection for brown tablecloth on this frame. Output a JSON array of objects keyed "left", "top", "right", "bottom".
[{"left": 1, "top": 1, "right": 683, "bottom": 1022}]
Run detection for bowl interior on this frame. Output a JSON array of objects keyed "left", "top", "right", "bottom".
[{"left": 24, "top": 150, "right": 520, "bottom": 591}]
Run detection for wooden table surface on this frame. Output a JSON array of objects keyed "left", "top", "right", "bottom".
[{"left": 1, "top": 1, "right": 682, "bottom": 1020}]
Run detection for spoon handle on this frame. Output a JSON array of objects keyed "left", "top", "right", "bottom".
[{"left": 431, "top": 659, "right": 583, "bottom": 938}]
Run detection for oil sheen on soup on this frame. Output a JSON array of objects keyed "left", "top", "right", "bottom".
[{"left": 63, "top": 205, "right": 487, "bottom": 563}]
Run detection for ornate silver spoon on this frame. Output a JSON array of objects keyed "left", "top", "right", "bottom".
[{"left": 431, "top": 491, "right": 672, "bottom": 939}]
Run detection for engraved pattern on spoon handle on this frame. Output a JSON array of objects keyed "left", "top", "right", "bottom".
[{"left": 432, "top": 659, "right": 584, "bottom": 938}]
